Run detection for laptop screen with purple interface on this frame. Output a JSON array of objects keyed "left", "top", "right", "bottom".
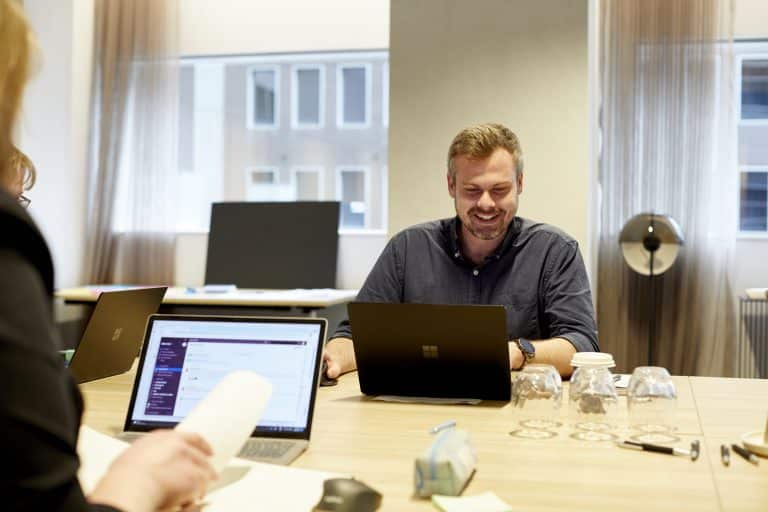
[{"left": 123, "top": 315, "right": 325, "bottom": 440}]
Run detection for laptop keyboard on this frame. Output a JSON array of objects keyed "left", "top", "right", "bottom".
[
  {"left": 238, "top": 439, "right": 294, "bottom": 460},
  {"left": 118, "top": 433, "right": 295, "bottom": 461}
]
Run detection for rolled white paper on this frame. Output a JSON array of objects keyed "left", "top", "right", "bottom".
[{"left": 176, "top": 370, "right": 272, "bottom": 473}]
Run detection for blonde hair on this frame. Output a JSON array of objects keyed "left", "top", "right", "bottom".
[
  {"left": 0, "top": 0, "right": 32, "bottom": 190},
  {"left": 9, "top": 145, "right": 35, "bottom": 190},
  {"left": 447, "top": 123, "right": 524, "bottom": 179}
]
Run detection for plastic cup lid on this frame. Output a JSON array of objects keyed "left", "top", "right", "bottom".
[{"left": 570, "top": 352, "right": 616, "bottom": 368}]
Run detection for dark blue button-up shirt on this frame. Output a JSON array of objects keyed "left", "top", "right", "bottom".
[{"left": 333, "top": 216, "right": 599, "bottom": 352}]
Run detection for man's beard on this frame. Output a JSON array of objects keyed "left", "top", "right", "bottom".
[{"left": 462, "top": 207, "right": 507, "bottom": 240}]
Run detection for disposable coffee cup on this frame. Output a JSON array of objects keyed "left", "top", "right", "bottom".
[{"left": 570, "top": 352, "right": 615, "bottom": 369}]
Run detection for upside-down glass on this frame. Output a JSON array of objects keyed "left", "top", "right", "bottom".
[
  {"left": 569, "top": 355, "right": 619, "bottom": 436},
  {"left": 510, "top": 364, "right": 563, "bottom": 439},
  {"left": 627, "top": 366, "right": 677, "bottom": 433},
  {"left": 511, "top": 364, "right": 563, "bottom": 431}
]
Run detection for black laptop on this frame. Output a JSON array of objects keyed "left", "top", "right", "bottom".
[
  {"left": 348, "top": 302, "right": 511, "bottom": 401},
  {"left": 67, "top": 287, "right": 167, "bottom": 383}
]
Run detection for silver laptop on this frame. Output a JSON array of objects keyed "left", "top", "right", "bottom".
[{"left": 119, "top": 314, "right": 326, "bottom": 465}]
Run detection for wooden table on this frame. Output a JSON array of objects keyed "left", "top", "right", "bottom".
[{"left": 80, "top": 370, "right": 768, "bottom": 512}]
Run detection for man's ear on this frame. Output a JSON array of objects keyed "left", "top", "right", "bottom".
[{"left": 447, "top": 172, "right": 456, "bottom": 198}]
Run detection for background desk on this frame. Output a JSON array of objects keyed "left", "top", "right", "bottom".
[
  {"left": 55, "top": 286, "right": 357, "bottom": 348},
  {"left": 80, "top": 369, "right": 768, "bottom": 511}
]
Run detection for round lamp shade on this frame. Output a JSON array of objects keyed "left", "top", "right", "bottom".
[{"left": 619, "top": 213, "right": 684, "bottom": 276}]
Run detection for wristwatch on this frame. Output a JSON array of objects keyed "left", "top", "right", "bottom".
[{"left": 514, "top": 338, "right": 536, "bottom": 369}]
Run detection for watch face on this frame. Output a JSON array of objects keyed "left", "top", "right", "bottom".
[{"left": 519, "top": 338, "right": 535, "bottom": 357}]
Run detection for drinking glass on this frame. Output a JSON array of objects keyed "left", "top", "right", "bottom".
[
  {"left": 569, "top": 366, "right": 619, "bottom": 441},
  {"left": 510, "top": 364, "right": 563, "bottom": 436},
  {"left": 627, "top": 366, "right": 677, "bottom": 441}
]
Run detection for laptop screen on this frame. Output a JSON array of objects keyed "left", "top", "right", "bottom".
[{"left": 124, "top": 315, "right": 325, "bottom": 439}]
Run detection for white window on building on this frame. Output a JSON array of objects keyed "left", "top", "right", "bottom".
[
  {"left": 737, "top": 44, "right": 768, "bottom": 234},
  {"left": 292, "top": 166, "right": 325, "bottom": 200},
  {"left": 247, "top": 66, "right": 280, "bottom": 129},
  {"left": 245, "top": 167, "right": 279, "bottom": 201},
  {"left": 292, "top": 65, "right": 325, "bottom": 128},
  {"left": 336, "top": 167, "right": 369, "bottom": 229},
  {"left": 337, "top": 63, "right": 371, "bottom": 128}
]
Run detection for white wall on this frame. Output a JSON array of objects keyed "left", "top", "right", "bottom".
[
  {"left": 389, "top": 0, "right": 591, "bottom": 260},
  {"left": 179, "top": 0, "right": 389, "bottom": 55},
  {"left": 20, "top": 0, "right": 93, "bottom": 288}
]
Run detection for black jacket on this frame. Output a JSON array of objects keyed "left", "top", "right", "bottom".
[{"left": 0, "top": 190, "right": 118, "bottom": 511}]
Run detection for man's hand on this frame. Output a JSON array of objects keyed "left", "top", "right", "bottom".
[
  {"left": 323, "top": 337, "right": 357, "bottom": 378},
  {"left": 508, "top": 341, "right": 524, "bottom": 371}
]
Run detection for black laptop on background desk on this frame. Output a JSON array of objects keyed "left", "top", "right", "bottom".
[
  {"left": 67, "top": 287, "right": 166, "bottom": 383},
  {"left": 348, "top": 303, "right": 511, "bottom": 401}
]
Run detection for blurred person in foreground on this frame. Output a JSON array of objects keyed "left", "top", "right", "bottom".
[{"left": 0, "top": 1, "right": 216, "bottom": 510}]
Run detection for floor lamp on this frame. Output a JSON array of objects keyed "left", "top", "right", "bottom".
[{"left": 619, "top": 213, "right": 685, "bottom": 366}]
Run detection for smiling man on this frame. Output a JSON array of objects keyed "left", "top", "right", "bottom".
[{"left": 325, "top": 123, "right": 599, "bottom": 378}]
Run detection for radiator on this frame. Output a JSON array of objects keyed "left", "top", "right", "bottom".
[{"left": 738, "top": 297, "right": 768, "bottom": 378}]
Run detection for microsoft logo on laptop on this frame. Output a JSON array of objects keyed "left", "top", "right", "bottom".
[
  {"left": 421, "top": 345, "right": 439, "bottom": 359},
  {"left": 111, "top": 327, "right": 123, "bottom": 341}
]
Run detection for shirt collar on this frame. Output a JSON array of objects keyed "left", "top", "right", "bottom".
[{"left": 446, "top": 216, "right": 522, "bottom": 261}]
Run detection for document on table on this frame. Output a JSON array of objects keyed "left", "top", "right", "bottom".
[
  {"left": 77, "top": 426, "right": 343, "bottom": 510},
  {"left": 432, "top": 491, "right": 514, "bottom": 512}
]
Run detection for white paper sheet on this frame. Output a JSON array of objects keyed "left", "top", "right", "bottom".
[
  {"left": 77, "top": 426, "right": 344, "bottom": 511},
  {"left": 77, "top": 426, "right": 130, "bottom": 494},
  {"left": 432, "top": 491, "right": 514, "bottom": 512},
  {"left": 176, "top": 370, "right": 272, "bottom": 473}
]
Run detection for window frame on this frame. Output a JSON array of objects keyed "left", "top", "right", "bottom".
[
  {"left": 736, "top": 43, "right": 768, "bottom": 237},
  {"left": 291, "top": 64, "right": 325, "bottom": 129},
  {"left": 336, "top": 63, "right": 372, "bottom": 129},
  {"left": 246, "top": 65, "right": 281, "bottom": 130},
  {"left": 291, "top": 165, "right": 325, "bottom": 200},
  {"left": 244, "top": 166, "right": 279, "bottom": 198},
  {"left": 335, "top": 165, "right": 371, "bottom": 231},
  {"left": 382, "top": 62, "right": 389, "bottom": 127}
]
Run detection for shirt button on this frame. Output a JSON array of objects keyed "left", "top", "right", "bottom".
[
  {"left": 454, "top": 251, "right": 460, "bottom": 258},
  {"left": 472, "top": 269, "right": 479, "bottom": 276}
]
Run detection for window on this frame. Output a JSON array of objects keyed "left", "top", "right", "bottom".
[
  {"left": 337, "top": 63, "right": 371, "bottom": 128},
  {"left": 247, "top": 66, "right": 279, "bottom": 129},
  {"left": 737, "top": 43, "right": 768, "bottom": 234},
  {"left": 292, "top": 65, "right": 324, "bottom": 128},
  {"left": 176, "top": 51, "right": 387, "bottom": 233},
  {"left": 292, "top": 166, "right": 324, "bottom": 200},
  {"left": 336, "top": 167, "right": 369, "bottom": 229},
  {"left": 245, "top": 167, "right": 292, "bottom": 201}
]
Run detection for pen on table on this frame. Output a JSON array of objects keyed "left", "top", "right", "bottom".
[
  {"left": 616, "top": 440, "right": 699, "bottom": 461},
  {"left": 720, "top": 444, "right": 730, "bottom": 466},
  {"left": 430, "top": 420, "right": 456, "bottom": 434},
  {"left": 731, "top": 444, "right": 759, "bottom": 466}
]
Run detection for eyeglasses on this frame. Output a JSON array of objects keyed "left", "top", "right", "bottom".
[{"left": 18, "top": 194, "right": 31, "bottom": 209}]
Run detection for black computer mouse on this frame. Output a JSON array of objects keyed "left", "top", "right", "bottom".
[{"left": 312, "top": 477, "right": 382, "bottom": 512}]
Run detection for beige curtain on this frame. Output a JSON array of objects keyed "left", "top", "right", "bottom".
[
  {"left": 597, "top": 0, "right": 736, "bottom": 376},
  {"left": 83, "top": 0, "right": 179, "bottom": 284}
]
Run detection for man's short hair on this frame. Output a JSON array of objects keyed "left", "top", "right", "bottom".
[{"left": 447, "top": 123, "right": 524, "bottom": 180}]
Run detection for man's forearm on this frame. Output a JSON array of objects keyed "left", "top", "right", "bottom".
[{"left": 510, "top": 337, "right": 577, "bottom": 377}]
